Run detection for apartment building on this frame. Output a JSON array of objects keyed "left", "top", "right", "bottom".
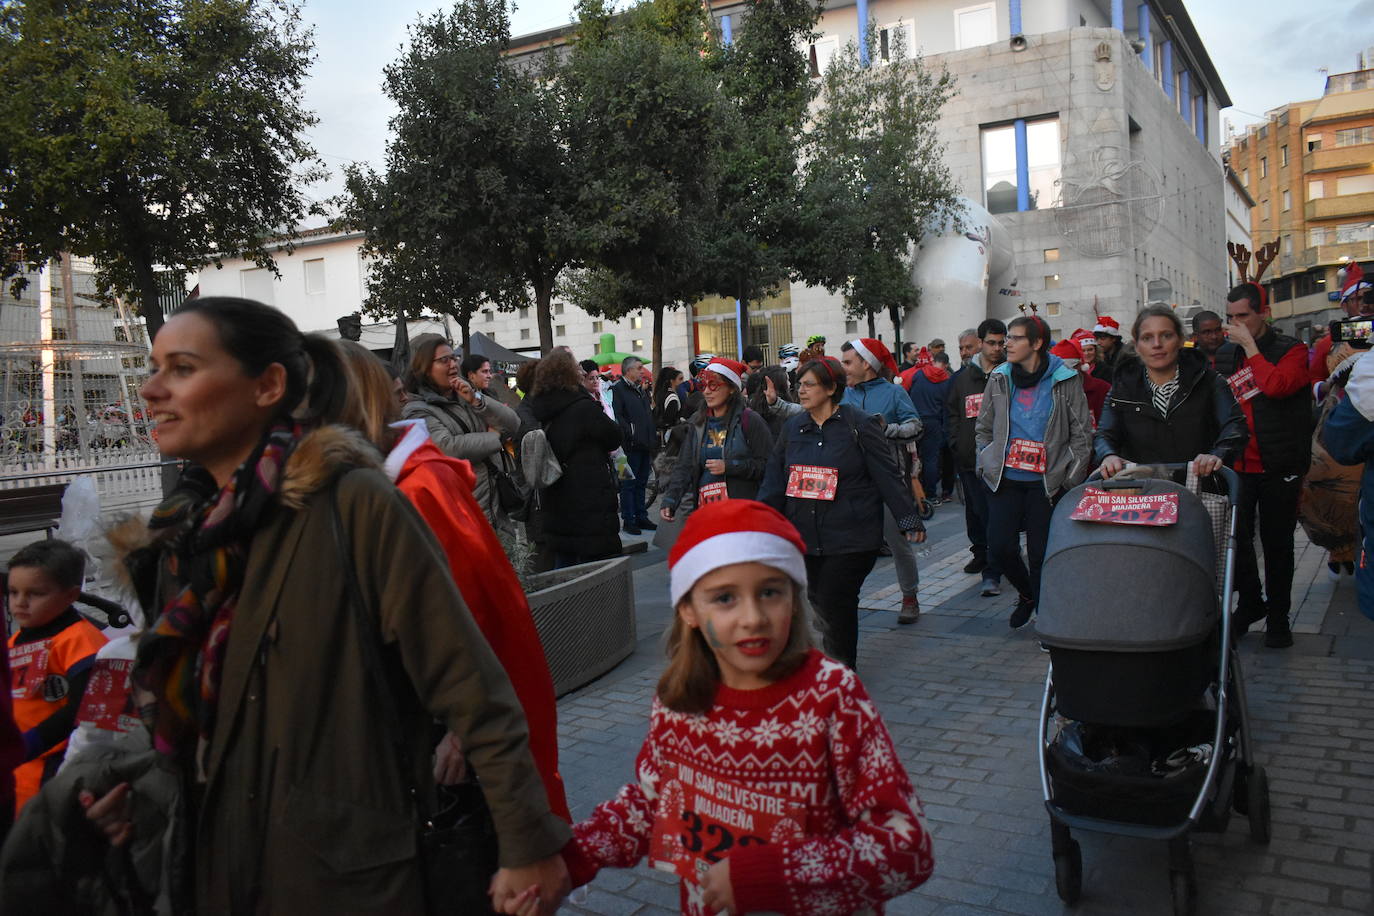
[{"left": 1228, "top": 68, "right": 1374, "bottom": 340}]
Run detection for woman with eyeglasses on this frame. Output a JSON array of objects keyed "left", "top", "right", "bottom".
[
  {"left": 975, "top": 316, "right": 1093, "bottom": 632},
  {"left": 403, "top": 334, "right": 521, "bottom": 531},
  {"left": 758, "top": 357, "right": 926, "bottom": 670},
  {"left": 659, "top": 358, "right": 772, "bottom": 522}
]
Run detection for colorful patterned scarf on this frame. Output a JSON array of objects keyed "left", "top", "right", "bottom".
[{"left": 133, "top": 422, "right": 302, "bottom": 759}]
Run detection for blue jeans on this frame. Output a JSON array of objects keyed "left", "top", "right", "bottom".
[{"left": 619, "top": 447, "right": 653, "bottom": 523}]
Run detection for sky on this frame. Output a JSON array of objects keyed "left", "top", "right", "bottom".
[{"left": 296, "top": 0, "right": 1374, "bottom": 207}]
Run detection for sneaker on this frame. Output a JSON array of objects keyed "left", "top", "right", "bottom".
[
  {"left": 963, "top": 556, "right": 987, "bottom": 575},
  {"left": 981, "top": 578, "right": 1002, "bottom": 597},
  {"left": 1009, "top": 596, "right": 1035, "bottom": 629},
  {"left": 1264, "top": 624, "right": 1294, "bottom": 649},
  {"left": 1038, "top": 641, "right": 1050, "bottom": 653},
  {"left": 928, "top": 497, "right": 944, "bottom": 508},
  {"left": 636, "top": 517, "right": 658, "bottom": 531},
  {"left": 898, "top": 596, "right": 920, "bottom": 625},
  {"left": 622, "top": 521, "right": 641, "bottom": 535}
]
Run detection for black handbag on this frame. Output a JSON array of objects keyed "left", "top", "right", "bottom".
[
  {"left": 488, "top": 450, "right": 527, "bottom": 517},
  {"left": 330, "top": 491, "right": 500, "bottom": 915}
]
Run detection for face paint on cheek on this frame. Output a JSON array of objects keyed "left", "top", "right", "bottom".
[{"left": 703, "top": 619, "right": 726, "bottom": 650}]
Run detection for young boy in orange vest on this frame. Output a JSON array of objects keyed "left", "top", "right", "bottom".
[{"left": 5, "top": 539, "right": 107, "bottom": 816}]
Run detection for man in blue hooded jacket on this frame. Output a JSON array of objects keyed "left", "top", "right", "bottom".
[
  {"left": 840, "top": 338, "right": 924, "bottom": 623},
  {"left": 1320, "top": 351, "right": 1374, "bottom": 623}
]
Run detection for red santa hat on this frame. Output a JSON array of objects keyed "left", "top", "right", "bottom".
[
  {"left": 704, "top": 358, "right": 748, "bottom": 389},
  {"left": 1050, "top": 338, "right": 1082, "bottom": 363},
  {"left": 1093, "top": 316, "right": 1122, "bottom": 337},
  {"left": 1340, "top": 262, "right": 1371, "bottom": 309},
  {"left": 848, "top": 338, "right": 899, "bottom": 376},
  {"left": 1071, "top": 328, "right": 1097, "bottom": 350},
  {"left": 668, "top": 500, "right": 808, "bottom": 607}
]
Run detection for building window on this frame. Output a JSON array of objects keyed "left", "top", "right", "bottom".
[
  {"left": 1309, "top": 180, "right": 1324, "bottom": 200},
  {"left": 808, "top": 36, "right": 838, "bottom": 78},
  {"left": 1283, "top": 235, "right": 1293, "bottom": 256},
  {"left": 240, "top": 267, "right": 274, "bottom": 304},
  {"left": 1242, "top": 169, "right": 1249, "bottom": 186},
  {"left": 1260, "top": 157, "right": 1267, "bottom": 178},
  {"left": 1044, "top": 274, "right": 1061, "bottom": 290},
  {"left": 554, "top": 303, "right": 565, "bottom": 316},
  {"left": 519, "top": 307, "right": 529, "bottom": 319},
  {"left": 556, "top": 324, "right": 566, "bottom": 336},
  {"left": 592, "top": 320, "right": 603, "bottom": 333},
  {"left": 1308, "top": 227, "right": 1327, "bottom": 246},
  {"left": 1280, "top": 145, "right": 1288, "bottom": 167},
  {"left": 954, "top": 3, "right": 996, "bottom": 50},
  {"left": 845, "top": 319, "right": 859, "bottom": 334},
  {"left": 483, "top": 309, "right": 494, "bottom": 321},
  {"left": 520, "top": 328, "right": 530, "bottom": 340},
  {"left": 1046, "top": 302, "right": 1061, "bottom": 317},
  {"left": 1282, "top": 189, "right": 1291, "bottom": 211},
  {"left": 1335, "top": 126, "right": 1374, "bottom": 147},
  {"left": 1260, "top": 199, "right": 1269, "bottom": 221},
  {"left": 982, "top": 118, "right": 1059, "bottom": 214},
  {"left": 1336, "top": 175, "right": 1374, "bottom": 196},
  {"left": 878, "top": 22, "right": 906, "bottom": 63},
  {"left": 303, "top": 258, "right": 325, "bottom": 295},
  {"left": 1044, "top": 248, "right": 1059, "bottom": 262},
  {"left": 630, "top": 315, "right": 642, "bottom": 329},
  {"left": 1307, "top": 134, "right": 1322, "bottom": 152},
  {"left": 632, "top": 339, "right": 644, "bottom": 351}
]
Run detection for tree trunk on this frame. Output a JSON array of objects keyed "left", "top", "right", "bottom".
[
  {"left": 866, "top": 308, "right": 877, "bottom": 338},
  {"left": 133, "top": 251, "right": 164, "bottom": 343},
  {"left": 736, "top": 282, "right": 749, "bottom": 361},
  {"left": 889, "top": 303, "right": 902, "bottom": 355},
  {"left": 459, "top": 316, "right": 471, "bottom": 355},
  {"left": 651, "top": 303, "right": 665, "bottom": 374},
  {"left": 535, "top": 278, "right": 555, "bottom": 356},
  {"left": 59, "top": 255, "right": 92, "bottom": 457}
]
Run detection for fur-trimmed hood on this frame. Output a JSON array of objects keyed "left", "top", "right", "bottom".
[{"left": 107, "top": 424, "right": 381, "bottom": 573}]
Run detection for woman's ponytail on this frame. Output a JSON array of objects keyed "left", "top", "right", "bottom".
[{"left": 300, "top": 334, "right": 350, "bottom": 423}]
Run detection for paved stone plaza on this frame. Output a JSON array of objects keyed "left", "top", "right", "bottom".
[{"left": 557, "top": 507, "right": 1374, "bottom": 915}]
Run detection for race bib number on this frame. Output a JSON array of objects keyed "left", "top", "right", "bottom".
[
  {"left": 964, "top": 393, "right": 984, "bottom": 418},
  {"left": 1228, "top": 366, "right": 1260, "bottom": 401},
  {"left": 649, "top": 770, "right": 807, "bottom": 883},
  {"left": 76, "top": 657, "right": 139, "bottom": 734},
  {"left": 698, "top": 481, "right": 728, "bottom": 505},
  {"left": 9, "top": 639, "right": 61, "bottom": 702},
  {"left": 1005, "top": 438, "right": 1047, "bottom": 474},
  {"left": 1069, "top": 487, "right": 1180, "bottom": 526},
  {"left": 785, "top": 464, "right": 839, "bottom": 500}
]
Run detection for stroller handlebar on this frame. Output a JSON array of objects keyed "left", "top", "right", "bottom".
[{"left": 1088, "top": 462, "right": 1241, "bottom": 504}]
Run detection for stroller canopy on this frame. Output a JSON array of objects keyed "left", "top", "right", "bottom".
[{"left": 1038, "top": 479, "right": 1218, "bottom": 652}]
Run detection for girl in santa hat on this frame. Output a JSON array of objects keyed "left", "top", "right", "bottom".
[{"left": 556, "top": 500, "right": 934, "bottom": 916}]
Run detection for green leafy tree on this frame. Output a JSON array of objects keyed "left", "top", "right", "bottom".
[
  {"left": 559, "top": 0, "right": 724, "bottom": 370},
  {"left": 0, "top": 0, "right": 325, "bottom": 339},
  {"left": 796, "top": 25, "right": 959, "bottom": 345},
  {"left": 702, "top": 0, "right": 821, "bottom": 348}
]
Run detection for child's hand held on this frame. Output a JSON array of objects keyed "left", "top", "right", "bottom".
[{"left": 701, "top": 858, "right": 736, "bottom": 914}]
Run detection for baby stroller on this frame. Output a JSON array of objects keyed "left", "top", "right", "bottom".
[{"left": 1035, "top": 464, "right": 1270, "bottom": 915}]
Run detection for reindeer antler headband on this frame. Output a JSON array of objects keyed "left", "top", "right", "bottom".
[{"left": 1228, "top": 239, "right": 1279, "bottom": 309}]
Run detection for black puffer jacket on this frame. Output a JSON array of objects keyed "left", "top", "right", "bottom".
[
  {"left": 945, "top": 356, "right": 996, "bottom": 471},
  {"left": 758, "top": 404, "right": 923, "bottom": 556},
  {"left": 1094, "top": 348, "right": 1248, "bottom": 465},
  {"left": 528, "top": 387, "right": 623, "bottom": 559}
]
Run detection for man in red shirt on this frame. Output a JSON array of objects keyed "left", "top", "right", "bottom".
[{"left": 1223, "top": 283, "right": 1314, "bottom": 647}]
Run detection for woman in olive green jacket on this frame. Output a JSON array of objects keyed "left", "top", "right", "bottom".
[{"left": 81, "top": 298, "right": 570, "bottom": 915}]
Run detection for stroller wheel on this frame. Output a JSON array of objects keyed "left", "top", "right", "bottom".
[
  {"left": 1053, "top": 839, "right": 1082, "bottom": 905},
  {"left": 917, "top": 498, "right": 935, "bottom": 521},
  {"left": 1170, "top": 869, "right": 1197, "bottom": 916},
  {"left": 1247, "top": 766, "right": 1272, "bottom": 845}
]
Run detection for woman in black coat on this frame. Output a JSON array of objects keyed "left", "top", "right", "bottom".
[
  {"left": 1095, "top": 305, "right": 1248, "bottom": 476},
  {"left": 527, "top": 350, "right": 624, "bottom": 567}
]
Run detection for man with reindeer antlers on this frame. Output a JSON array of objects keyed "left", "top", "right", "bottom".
[{"left": 1223, "top": 241, "right": 1313, "bottom": 649}]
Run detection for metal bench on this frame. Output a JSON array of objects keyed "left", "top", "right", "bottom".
[{"left": 0, "top": 483, "right": 69, "bottom": 538}]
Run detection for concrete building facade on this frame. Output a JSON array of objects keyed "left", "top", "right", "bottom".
[
  {"left": 199, "top": 0, "right": 1230, "bottom": 371},
  {"left": 1227, "top": 68, "right": 1374, "bottom": 340}
]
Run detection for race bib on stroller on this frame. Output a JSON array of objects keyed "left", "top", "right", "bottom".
[
  {"left": 76, "top": 657, "right": 139, "bottom": 735},
  {"left": 964, "top": 393, "right": 984, "bottom": 418},
  {"left": 698, "top": 482, "right": 728, "bottom": 505},
  {"left": 785, "top": 465, "right": 839, "bottom": 500},
  {"left": 1069, "top": 487, "right": 1179, "bottom": 526},
  {"left": 1227, "top": 366, "right": 1260, "bottom": 401},
  {"left": 1005, "top": 438, "right": 1047, "bottom": 474},
  {"left": 649, "top": 772, "right": 807, "bottom": 883}
]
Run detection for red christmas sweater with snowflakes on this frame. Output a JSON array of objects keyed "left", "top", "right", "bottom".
[{"left": 564, "top": 650, "right": 934, "bottom": 915}]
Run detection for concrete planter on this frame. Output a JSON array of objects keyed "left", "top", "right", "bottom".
[{"left": 526, "top": 556, "right": 636, "bottom": 697}]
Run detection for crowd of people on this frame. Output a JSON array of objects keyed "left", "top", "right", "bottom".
[{"left": 0, "top": 264, "right": 1369, "bottom": 912}]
